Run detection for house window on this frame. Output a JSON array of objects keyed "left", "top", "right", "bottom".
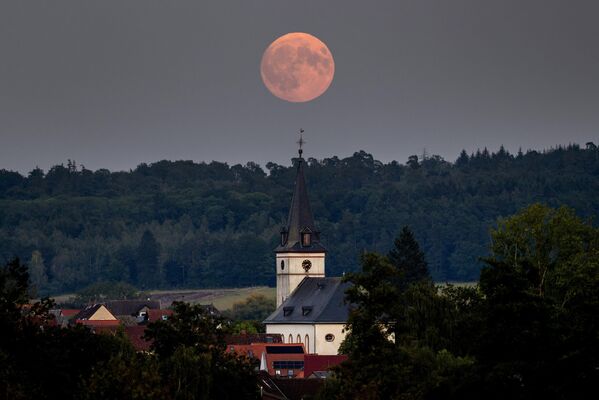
[
  {"left": 273, "top": 361, "right": 304, "bottom": 370},
  {"left": 301, "top": 232, "right": 311, "bottom": 246},
  {"left": 302, "top": 306, "right": 312, "bottom": 316},
  {"left": 325, "top": 334, "right": 335, "bottom": 342},
  {"left": 280, "top": 260, "right": 285, "bottom": 270},
  {"left": 288, "top": 369, "right": 294, "bottom": 377}
]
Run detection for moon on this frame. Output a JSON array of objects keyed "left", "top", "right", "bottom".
[{"left": 260, "top": 32, "right": 335, "bottom": 103}]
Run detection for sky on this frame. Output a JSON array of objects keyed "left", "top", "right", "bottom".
[{"left": 1, "top": 0, "right": 598, "bottom": 173}]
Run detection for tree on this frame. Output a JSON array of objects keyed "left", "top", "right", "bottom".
[
  {"left": 387, "top": 226, "right": 431, "bottom": 290},
  {"left": 28, "top": 251, "right": 48, "bottom": 295},
  {"left": 325, "top": 253, "right": 473, "bottom": 399},
  {"left": 145, "top": 302, "right": 258, "bottom": 400},
  {"left": 470, "top": 204, "right": 599, "bottom": 398},
  {"left": 135, "top": 230, "right": 161, "bottom": 288}
]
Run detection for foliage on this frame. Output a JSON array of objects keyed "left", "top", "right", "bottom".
[
  {"left": 326, "top": 204, "right": 599, "bottom": 399},
  {"left": 0, "top": 145, "right": 597, "bottom": 294},
  {"left": 0, "top": 259, "right": 259, "bottom": 400},
  {"left": 224, "top": 293, "right": 276, "bottom": 321},
  {"left": 145, "top": 302, "right": 259, "bottom": 399},
  {"left": 387, "top": 226, "right": 431, "bottom": 290},
  {"left": 71, "top": 281, "right": 143, "bottom": 305}
]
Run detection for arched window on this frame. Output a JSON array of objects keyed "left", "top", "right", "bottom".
[
  {"left": 297, "top": 334, "right": 301, "bottom": 344},
  {"left": 289, "top": 334, "right": 293, "bottom": 343},
  {"left": 305, "top": 335, "right": 310, "bottom": 353}
]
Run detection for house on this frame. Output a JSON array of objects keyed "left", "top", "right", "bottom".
[
  {"left": 303, "top": 354, "right": 347, "bottom": 378},
  {"left": 104, "top": 300, "right": 161, "bottom": 324},
  {"left": 264, "top": 145, "right": 352, "bottom": 356},
  {"left": 71, "top": 304, "right": 120, "bottom": 327},
  {"left": 228, "top": 343, "right": 306, "bottom": 378}
]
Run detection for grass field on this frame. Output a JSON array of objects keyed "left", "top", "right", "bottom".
[
  {"left": 51, "top": 286, "right": 276, "bottom": 311},
  {"left": 147, "top": 286, "right": 276, "bottom": 310}
]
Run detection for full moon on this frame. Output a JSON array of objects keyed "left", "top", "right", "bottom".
[{"left": 260, "top": 32, "right": 335, "bottom": 103}]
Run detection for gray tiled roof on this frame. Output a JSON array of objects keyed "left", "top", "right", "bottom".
[{"left": 264, "top": 277, "right": 351, "bottom": 324}]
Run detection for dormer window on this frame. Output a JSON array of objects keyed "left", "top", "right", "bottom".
[
  {"left": 302, "top": 306, "right": 313, "bottom": 316},
  {"left": 301, "top": 232, "right": 311, "bottom": 246},
  {"left": 283, "top": 306, "right": 294, "bottom": 317}
]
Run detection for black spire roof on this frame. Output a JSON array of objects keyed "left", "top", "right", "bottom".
[{"left": 275, "top": 149, "right": 326, "bottom": 253}]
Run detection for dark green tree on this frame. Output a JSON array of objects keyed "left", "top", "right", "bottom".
[
  {"left": 145, "top": 302, "right": 258, "bottom": 400},
  {"left": 387, "top": 226, "right": 431, "bottom": 290},
  {"left": 135, "top": 229, "right": 161, "bottom": 288}
]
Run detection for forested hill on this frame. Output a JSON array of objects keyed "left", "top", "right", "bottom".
[{"left": 1, "top": 144, "right": 598, "bottom": 295}]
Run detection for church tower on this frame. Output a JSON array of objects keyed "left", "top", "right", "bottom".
[{"left": 275, "top": 135, "right": 326, "bottom": 307}]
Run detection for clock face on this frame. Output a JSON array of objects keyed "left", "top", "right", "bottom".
[{"left": 302, "top": 259, "right": 312, "bottom": 272}]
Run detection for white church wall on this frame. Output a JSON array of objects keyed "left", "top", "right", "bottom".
[
  {"left": 265, "top": 324, "right": 315, "bottom": 353},
  {"left": 314, "top": 323, "right": 347, "bottom": 355}
]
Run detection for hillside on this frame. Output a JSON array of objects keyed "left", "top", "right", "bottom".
[{"left": 1, "top": 143, "right": 598, "bottom": 295}]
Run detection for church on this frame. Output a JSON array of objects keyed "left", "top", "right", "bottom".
[{"left": 264, "top": 144, "right": 351, "bottom": 356}]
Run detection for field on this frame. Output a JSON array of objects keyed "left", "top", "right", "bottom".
[
  {"left": 52, "top": 286, "right": 276, "bottom": 311},
  {"left": 146, "top": 286, "right": 275, "bottom": 310}
]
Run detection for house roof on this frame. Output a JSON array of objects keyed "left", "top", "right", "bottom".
[
  {"left": 104, "top": 300, "right": 160, "bottom": 316},
  {"left": 304, "top": 354, "right": 347, "bottom": 377},
  {"left": 124, "top": 325, "right": 152, "bottom": 351},
  {"left": 75, "top": 319, "right": 121, "bottom": 327},
  {"left": 263, "top": 277, "right": 351, "bottom": 324},
  {"left": 147, "top": 309, "right": 173, "bottom": 322},
  {"left": 60, "top": 309, "right": 81, "bottom": 317},
  {"left": 72, "top": 304, "right": 110, "bottom": 321}
]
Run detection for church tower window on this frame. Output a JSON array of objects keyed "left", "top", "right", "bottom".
[
  {"left": 301, "top": 232, "right": 311, "bottom": 246},
  {"left": 280, "top": 260, "right": 285, "bottom": 270}
]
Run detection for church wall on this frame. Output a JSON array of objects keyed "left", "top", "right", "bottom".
[
  {"left": 265, "top": 324, "right": 315, "bottom": 354},
  {"left": 314, "top": 323, "right": 347, "bottom": 355}
]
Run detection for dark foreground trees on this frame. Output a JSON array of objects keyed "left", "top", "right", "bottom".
[
  {"left": 324, "top": 204, "right": 599, "bottom": 399},
  {"left": 0, "top": 259, "right": 259, "bottom": 400}
]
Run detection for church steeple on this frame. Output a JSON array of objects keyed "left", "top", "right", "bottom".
[
  {"left": 277, "top": 130, "right": 325, "bottom": 252},
  {"left": 275, "top": 130, "right": 326, "bottom": 307}
]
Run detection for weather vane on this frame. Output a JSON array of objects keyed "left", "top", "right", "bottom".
[{"left": 298, "top": 128, "right": 306, "bottom": 157}]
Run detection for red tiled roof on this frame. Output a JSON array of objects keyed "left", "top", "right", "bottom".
[
  {"left": 61, "top": 309, "right": 80, "bottom": 317},
  {"left": 75, "top": 319, "right": 121, "bottom": 327},
  {"left": 303, "top": 354, "right": 347, "bottom": 377},
  {"left": 147, "top": 309, "right": 173, "bottom": 322},
  {"left": 124, "top": 326, "right": 153, "bottom": 351}
]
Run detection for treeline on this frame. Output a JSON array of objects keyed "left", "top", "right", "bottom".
[{"left": 0, "top": 143, "right": 598, "bottom": 295}]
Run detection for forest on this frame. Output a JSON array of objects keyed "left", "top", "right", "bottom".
[{"left": 0, "top": 143, "right": 597, "bottom": 295}]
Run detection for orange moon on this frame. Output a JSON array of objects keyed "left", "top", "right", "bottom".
[{"left": 260, "top": 32, "right": 335, "bottom": 103}]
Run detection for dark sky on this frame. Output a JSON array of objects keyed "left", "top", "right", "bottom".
[{"left": 1, "top": 1, "right": 598, "bottom": 173}]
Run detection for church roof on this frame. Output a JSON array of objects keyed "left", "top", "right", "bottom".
[
  {"left": 275, "top": 157, "right": 326, "bottom": 253},
  {"left": 264, "top": 277, "right": 351, "bottom": 324}
]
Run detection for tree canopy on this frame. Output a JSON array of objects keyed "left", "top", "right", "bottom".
[
  {"left": 0, "top": 144, "right": 597, "bottom": 294},
  {"left": 325, "top": 204, "right": 599, "bottom": 399}
]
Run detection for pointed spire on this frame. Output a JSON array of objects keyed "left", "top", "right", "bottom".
[{"left": 276, "top": 130, "right": 326, "bottom": 252}]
